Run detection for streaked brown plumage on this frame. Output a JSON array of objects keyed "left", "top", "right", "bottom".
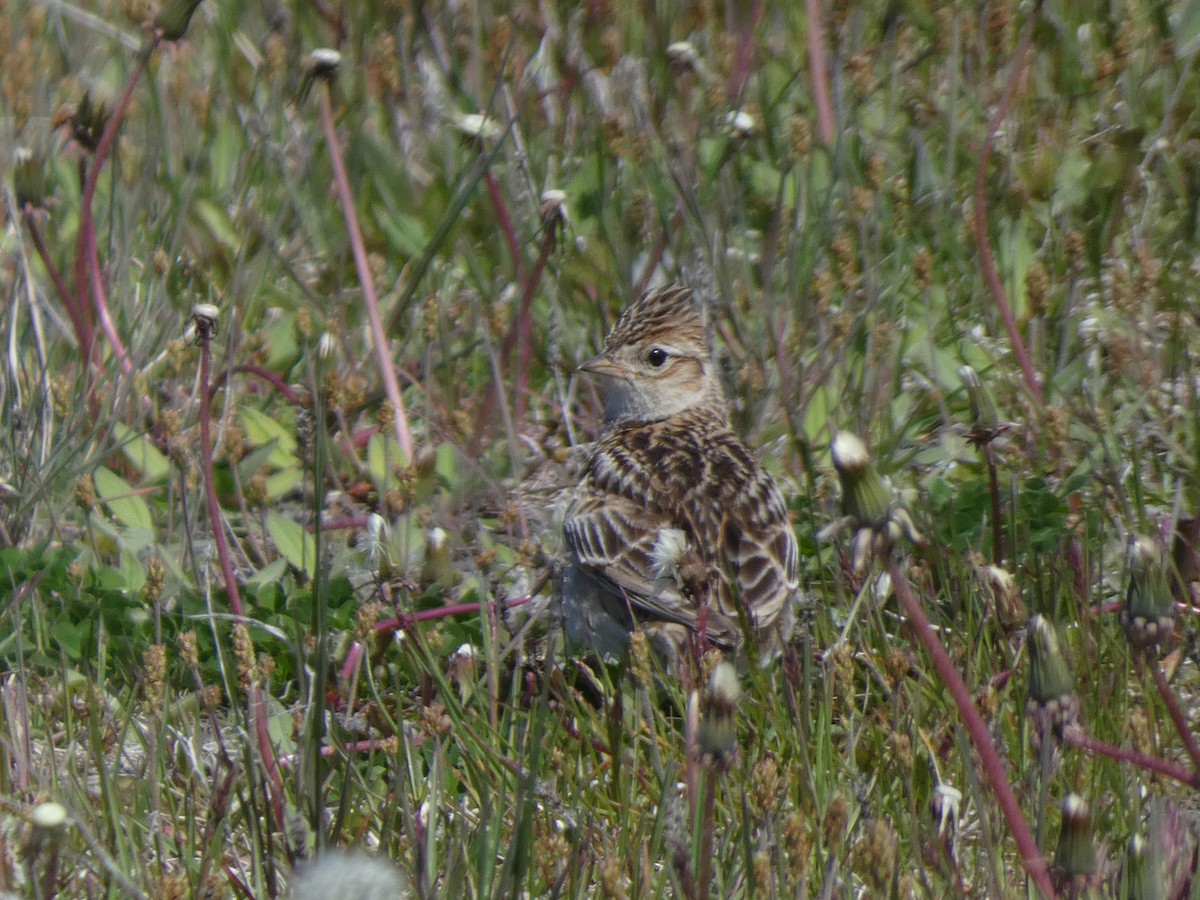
[{"left": 561, "top": 283, "right": 799, "bottom": 663}]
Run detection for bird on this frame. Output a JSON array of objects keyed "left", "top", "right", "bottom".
[{"left": 560, "top": 283, "right": 800, "bottom": 666}]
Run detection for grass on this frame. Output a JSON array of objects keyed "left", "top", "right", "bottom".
[{"left": 2, "top": 0, "right": 1200, "bottom": 895}]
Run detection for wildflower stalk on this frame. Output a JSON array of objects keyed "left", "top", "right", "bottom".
[
  {"left": 483, "top": 167, "right": 524, "bottom": 282},
  {"left": 511, "top": 201, "right": 560, "bottom": 432},
  {"left": 75, "top": 45, "right": 155, "bottom": 374},
  {"left": 1148, "top": 662, "right": 1200, "bottom": 771},
  {"left": 208, "top": 363, "right": 305, "bottom": 406},
  {"left": 24, "top": 217, "right": 88, "bottom": 355},
  {"left": 314, "top": 69, "right": 415, "bottom": 464},
  {"left": 885, "top": 560, "right": 1054, "bottom": 897},
  {"left": 1064, "top": 728, "right": 1199, "bottom": 790},
  {"left": 194, "top": 307, "right": 245, "bottom": 619},
  {"left": 805, "top": 0, "right": 835, "bottom": 145},
  {"left": 972, "top": 11, "right": 1045, "bottom": 407}
]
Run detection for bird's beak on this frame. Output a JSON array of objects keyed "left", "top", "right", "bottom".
[{"left": 578, "top": 354, "right": 626, "bottom": 379}]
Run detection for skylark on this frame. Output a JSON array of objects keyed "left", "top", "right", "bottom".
[{"left": 561, "top": 283, "right": 800, "bottom": 664}]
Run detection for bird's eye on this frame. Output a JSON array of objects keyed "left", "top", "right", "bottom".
[{"left": 646, "top": 347, "right": 669, "bottom": 368}]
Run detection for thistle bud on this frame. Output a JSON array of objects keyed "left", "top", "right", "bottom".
[
  {"left": 666, "top": 41, "right": 699, "bottom": 72},
  {"left": 191, "top": 303, "right": 219, "bottom": 342},
  {"left": 830, "top": 432, "right": 922, "bottom": 571},
  {"left": 70, "top": 92, "right": 109, "bottom": 153},
  {"left": 1121, "top": 833, "right": 1165, "bottom": 900},
  {"left": 724, "top": 109, "right": 757, "bottom": 140},
  {"left": 1053, "top": 794, "right": 1098, "bottom": 889},
  {"left": 1120, "top": 536, "right": 1176, "bottom": 653},
  {"left": 831, "top": 432, "right": 891, "bottom": 528},
  {"left": 959, "top": 365, "right": 1001, "bottom": 441},
  {"left": 27, "top": 801, "right": 68, "bottom": 891},
  {"left": 421, "top": 526, "right": 454, "bottom": 586},
  {"left": 31, "top": 802, "right": 67, "bottom": 831},
  {"left": 13, "top": 148, "right": 50, "bottom": 211},
  {"left": 154, "top": 0, "right": 204, "bottom": 41},
  {"left": 1025, "top": 615, "right": 1079, "bottom": 740},
  {"left": 447, "top": 643, "right": 479, "bottom": 702},
  {"left": 540, "top": 189, "right": 568, "bottom": 229},
  {"left": 299, "top": 49, "right": 342, "bottom": 101},
  {"left": 451, "top": 111, "right": 501, "bottom": 141},
  {"left": 698, "top": 661, "right": 740, "bottom": 763}
]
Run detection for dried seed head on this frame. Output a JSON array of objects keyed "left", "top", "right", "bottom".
[
  {"left": 976, "top": 562, "right": 1026, "bottom": 632},
  {"left": 317, "top": 331, "right": 336, "bottom": 359},
  {"left": 650, "top": 527, "right": 689, "bottom": 580},
  {"left": 1053, "top": 794, "right": 1098, "bottom": 888},
  {"left": 289, "top": 850, "right": 410, "bottom": 900},
  {"left": 1121, "top": 536, "right": 1176, "bottom": 653},
  {"left": 930, "top": 783, "right": 961, "bottom": 837}
]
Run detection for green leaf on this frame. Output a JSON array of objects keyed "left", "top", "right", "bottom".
[
  {"left": 113, "top": 423, "right": 170, "bottom": 482},
  {"left": 53, "top": 620, "right": 85, "bottom": 660},
  {"left": 246, "top": 557, "right": 289, "bottom": 588},
  {"left": 236, "top": 440, "right": 280, "bottom": 482},
  {"left": 266, "top": 511, "right": 316, "bottom": 579},
  {"left": 194, "top": 197, "right": 239, "bottom": 254},
  {"left": 367, "top": 432, "right": 405, "bottom": 488},
  {"left": 241, "top": 407, "right": 297, "bottom": 468},
  {"left": 94, "top": 467, "right": 153, "bottom": 530},
  {"left": 435, "top": 441, "right": 460, "bottom": 487},
  {"left": 379, "top": 210, "right": 430, "bottom": 258},
  {"left": 265, "top": 468, "right": 303, "bottom": 500},
  {"left": 1175, "top": 0, "right": 1200, "bottom": 58}
]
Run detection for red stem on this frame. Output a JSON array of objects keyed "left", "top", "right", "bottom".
[
  {"left": 251, "top": 684, "right": 285, "bottom": 828},
  {"left": 25, "top": 215, "right": 91, "bottom": 359},
  {"left": 887, "top": 561, "right": 1055, "bottom": 897},
  {"left": 805, "top": 0, "right": 835, "bottom": 146},
  {"left": 88, "top": 237, "right": 133, "bottom": 374},
  {"left": 483, "top": 167, "right": 525, "bottom": 282},
  {"left": 972, "top": 14, "right": 1045, "bottom": 407},
  {"left": 728, "top": 0, "right": 763, "bottom": 102},
  {"left": 75, "top": 46, "right": 153, "bottom": 370},
  {"left": 1065, "top": 728, "right": 1199, "bottom": 790},
  {"left": 1148, "top": 660, "right": 1200, "bottom": 771},
  {"left": 339, "top": 594, "right": 534, "bottom": 684},
  {"left": 198, "top": 332, "right": 245, "bottom": 618},
  {"left": 277, "top": 738, "right": 393, "bottom": 767},
  {"left": 316, "top": 81, "right": 415, "bottom": 464},
  {"left": 512, "top": 225, "right": 556, "bottom": 431},
  {"left": 208, "top": 363, "right": 305, "bottom": 406}
]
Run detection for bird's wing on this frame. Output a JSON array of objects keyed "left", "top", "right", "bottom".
[
  {"left": 723, "top": 469, "right": 800, "bottom": 629},
  {"left": 562, "top": 488, "right": 742, "bottom": 648}
]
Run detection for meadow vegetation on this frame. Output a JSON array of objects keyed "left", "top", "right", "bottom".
[{"left": 2, "top": 0, "right": 1200, "bottom": 895}]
